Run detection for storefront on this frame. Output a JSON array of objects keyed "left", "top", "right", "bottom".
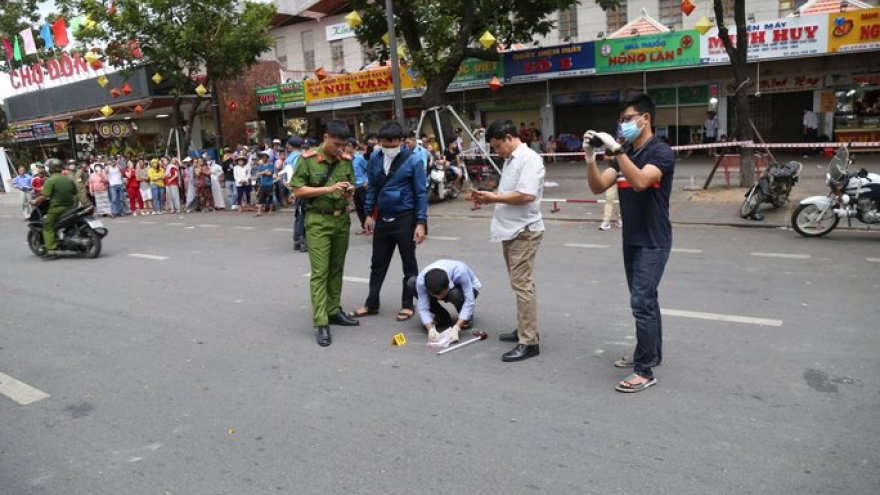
[{"left": 827, "top": 73, "right": 880, "bottom": 143}]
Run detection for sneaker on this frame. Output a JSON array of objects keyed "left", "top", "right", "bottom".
[
  {"left": 616, "top": 220, "right": 623, "bottom": 228},
  {"left": 599, "top": 222, "right": 611, "bottom": 231}
]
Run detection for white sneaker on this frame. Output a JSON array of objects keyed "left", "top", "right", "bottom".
[
  {"left": 599, "top": 222, "right": 611, "bottom": 231},
  {"left": 617, "top": 220, "right": 623, "bottom": 228}
]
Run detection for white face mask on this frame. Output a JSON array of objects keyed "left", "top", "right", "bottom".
[{"left": 383, "top": 146, "right": 401, "bottom": 159}]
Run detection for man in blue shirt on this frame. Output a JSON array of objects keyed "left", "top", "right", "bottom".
[
  {"left": 347, "top": 138, "right": 369, "bottom": 234},
  {"left": 12, "top": 166, "right": 33, "bottom": 218},
  {"left": 349, "top": 121, "right": 428, "bottom": 321},
  {"left": 285, "top": 137, "right": 307, "bottom": 252},
  {"left": 585, "top": 93, "right": 674, "bottom": 394},
  {"left": 407, "top": 259, "right": 481, "bottom": 342},
  {"left": 255, "top": 151, "right": 275, "bottom": 217},
  {"left": 404, "top": 133, "right": 429, "bottom": 174}
]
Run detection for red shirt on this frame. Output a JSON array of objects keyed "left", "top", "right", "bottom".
[
  {"left": 32, "top": 176, "right": 46, "bottom": 194},
  {"left": 166, "top": 166, "right": 179, "bottom": 186},
  {"left": 124, "top": 169, "right": 139, "bottom": 189}
]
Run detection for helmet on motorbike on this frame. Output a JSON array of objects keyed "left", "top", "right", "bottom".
[{"left": 45, "top": 158, "right": 64, "bottom": 174}]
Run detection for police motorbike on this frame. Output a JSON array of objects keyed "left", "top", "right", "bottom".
[
  {"left": 791, "top": 145, "right": 880, "bottom": 237},
  {"left": 739, "top": 155, "right": 803, "bottom": 218},
  {"left": 26, "top": 202, "right": 108, "bottom": 258},
  {"left": 428, "top": 160, "right": 460, "bottom": 202}
]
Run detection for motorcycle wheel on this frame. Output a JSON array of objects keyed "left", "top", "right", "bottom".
[
  {"left": 27, "top": 231, "right": 45, "bottom": 257},
  {"left": 740, "top": 186, "right": 764, "bottom": 218},
  {"left": 791, "top": 203, "right": 839, "bottom": 237},
  {"left": 448, "top": 186, "right": 460, "bottom": 199},
  {"left": 81, "top": 228, "right": 103, "bottom": 258}
]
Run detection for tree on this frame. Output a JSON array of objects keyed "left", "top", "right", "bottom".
[
  {"left": 350, "top": 0, "right": 620, "bottom": 137},
  {"left": 0, "top": 0, "right": 39, "bottom": 56},
  {"left": 713, "top": 0, "right": 755, "bottom": 187},
  {"left": 58, "top": 0, "right": 275, "bottom": 154}
]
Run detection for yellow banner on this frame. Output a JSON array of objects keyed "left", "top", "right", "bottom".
[
  {"left": 827, "top": 7, "right": 880, "bottom": 53},
  {"left": 305, "top": 67, "right": 419, "bottom": 104}
]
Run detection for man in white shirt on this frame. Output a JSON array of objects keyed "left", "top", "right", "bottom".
[
  {"left": 803, "top": 108, "right": 819, "bottom": 157},
  {"left": 472, "top": 119, "right": 545, "bottom": 362}
]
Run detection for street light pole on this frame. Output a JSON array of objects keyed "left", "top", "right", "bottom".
[{"left": 384, "top": 0, "right": 405, "bottom": 126}]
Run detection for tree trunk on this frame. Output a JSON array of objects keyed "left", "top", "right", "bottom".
[
  {"left": 178, "top": 96, "right": 205, "bottom": 156},
  {"left": 419, "top": 65, "right": 461, "bottom": 150}
]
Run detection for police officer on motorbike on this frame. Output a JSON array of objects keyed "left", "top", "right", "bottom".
[{"left": 31, "top": 158, "right": 77, "bottom": 261}]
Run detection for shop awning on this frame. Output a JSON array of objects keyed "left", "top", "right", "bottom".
[{"left": 306, "top": 100, "right": 363, "bottom": 113}]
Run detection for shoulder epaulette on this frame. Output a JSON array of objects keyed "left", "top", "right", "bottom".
[{"left": 302, "top": 150, "right": 317, "bottom": 158}]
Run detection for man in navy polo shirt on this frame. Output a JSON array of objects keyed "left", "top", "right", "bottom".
[{"left": 584, "top": 93, "right": 674, "bottom": 394}]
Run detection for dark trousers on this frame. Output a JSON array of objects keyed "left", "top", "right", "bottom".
[
  {"left": 364, "top": 214, "right": 417, "bottom": 311},
  {"left": 623, "top": 244, "right": 671, "bottom": 380},
  {"left": 354, "top": 186, "right": 367, "bottom": 228},
  {"left": 294, "top": 198, "right": 307, "bottom": 248},
  {"left": 804, "top": 128, "right": 819, "bottom": 156}
]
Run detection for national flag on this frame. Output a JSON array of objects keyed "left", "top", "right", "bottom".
[
  {"left": 13, "top": 36, "right": 21, "bottom": 61},
  {"left": 53, "top": 17, "right": 70, "bottom": 47},
  {"left": 19, "top": 28, "right": 37, "bottom": 55},
  {"left": 41, "top": 23, "right": 55, "bottom": 50},
  {"left": 2, "top": 39, "right": 13, "bottom": 61}
]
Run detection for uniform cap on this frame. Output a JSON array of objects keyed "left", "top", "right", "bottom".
[{"left": 287, "top": 136, "right": 303, "bottom": 148}]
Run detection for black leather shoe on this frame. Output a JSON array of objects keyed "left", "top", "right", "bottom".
[
  {"left": 328, "top": 311, "right": 360, "bottom": 326},
  {"left": 502, "top": 344, "right": 540, "bottom": 362},
  {"left": 316, "top": 325, "right": 331, "bottom": 347},
  {"left": 499, "top": 329, "right": 518, "bottom": 342}
]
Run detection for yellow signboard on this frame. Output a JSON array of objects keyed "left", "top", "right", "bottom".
[
  {"left": 305, "top": 67, "right": 419, "bottom": 104},
  {"left": 827, "top": 7, "right": 880, "bottom": 53}
]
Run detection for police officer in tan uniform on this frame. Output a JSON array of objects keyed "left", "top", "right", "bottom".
[{"left": 290, "top": 120, "right": 360, "bottom": 347}]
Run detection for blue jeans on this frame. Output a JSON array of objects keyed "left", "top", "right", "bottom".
[
  {"left": 225, "top": 180, "right": 236, "bottom": 208},
  {"left": 109, "top": 184, "right": 125, "bottom": 217},
  {"left": 151, "top": 185, "right": 165, "bottom": 212},
  {"left": 622, "top": 244, "right": 671, "bottom": 380}
]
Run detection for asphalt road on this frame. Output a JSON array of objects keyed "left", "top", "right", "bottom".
[{"left": 1, "top": 205, "right": 878, "bottom": 495}]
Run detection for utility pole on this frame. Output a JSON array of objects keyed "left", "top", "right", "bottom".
[{"left": 384, "top": 0, "right": 405, "bottom": 126}]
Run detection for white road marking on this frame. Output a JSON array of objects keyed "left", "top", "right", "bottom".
[
  {"left": 750, "top": 252, "right": 811, "bottom": 260},
  {"left": 166, "top": 222, "right": 186, "bottom": 226},
  {"left": 0, "top": 371, "right": 50, "bottom": 405},
  {"left": 234, "top": 226, "right": 257, "bottom": 231},
  {"left": 430, "top": 236, "right": 461, "bottom": 241},
  {"left": 272, "top": 228, "right": 294, "bottom": 233},
  {"left": 564, "top": 243, "right": 611, "bottom": 249},
  {"left": 139, "top": 221, "right": 156, "bottom": 225},
  {"left": 867, "top": 258, "right": 880, "bottom": 263},
  {"left": 672, "top": 248, "right": 704, "bottom": 254},
  {"left": 196, "top": 224, "right": 220, "bottom": 228},
  {"left": 662, "top": 309, "right": 782, "bottom": 327},
  {"left": 128, "top": 253, "right": 170, "bottom": 261},
  {"left": 302, "top": 272, "right": 369, "bottom": 284}
]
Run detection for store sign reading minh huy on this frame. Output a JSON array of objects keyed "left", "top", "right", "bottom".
[{"left": 700, "top": 14, "right": 828, "bottom": 63}]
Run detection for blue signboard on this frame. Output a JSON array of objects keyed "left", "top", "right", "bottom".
[{"left": 503, "top": 41, "right": 595, "bottom": 83}]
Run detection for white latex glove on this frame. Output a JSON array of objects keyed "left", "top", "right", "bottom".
[
  {"left": 448, "top": 325, "right": 461, "bottom": 343},
  {"left": 428, "top": 326, "right": 439, "bottom": 342},
  {"left": 584, "top": 130, "right": 622, "bottom": 155}
]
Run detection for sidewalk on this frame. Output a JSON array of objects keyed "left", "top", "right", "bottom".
[{"left": 429, "top": 152, "right": 863, "bottom": 229}]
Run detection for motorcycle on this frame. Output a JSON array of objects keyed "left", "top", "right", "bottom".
[
  {"left": 428, "top": 160, "right": 460, "bottom": 202},
  {"left": 791, "top": 145, "right": 880, "bottom": 237},
  {"left": 740, "top": 155, "right": 803, "bottom": 218},
  {"left": 26, "top": 203, "right": 108, "bottom": 258}
]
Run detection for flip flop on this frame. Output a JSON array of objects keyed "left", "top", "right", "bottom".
[
  {"left": 395, "top": 309, "right": 414, "bottom": 322},
  {"left": 613, "top": 356, "right": 634, "bottom": 368},
  {"left": 615, "top": 374, "right": 657, "bottom": 393},
  {"left": 348, "top": 307, "right": 378, "bottom": 318}
]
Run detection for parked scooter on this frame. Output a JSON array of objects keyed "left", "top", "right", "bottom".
[
  {"left": 26, "top": 202, "right": 108, "bottom": 258},
  {"left": 740, "top": 155, "right": 803, "bottom": 219},
  {"left": 428, "top": 160, "right": 459, "bottom": 202},
  {"left": 791, "top": 145, "right": 880, "bottom": 237}
]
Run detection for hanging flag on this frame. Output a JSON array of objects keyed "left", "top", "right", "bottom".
[
  {"left": 2, "top": 39, "right": 12, "bottom": 61},
  {"left": 41, "top": 23, "right": 55, "bottom": 50},
  {"left": 53, "top": 17, "right": 70, "bottom": 47},
  {"left": 19, "top": 28, "right": 37, "bottom": 55},
  {"left": 13, "top": 36, "right": 21, "bottom": 61},
  {"left": 128, "top": 39, "right": 142, "bottom": 58}
]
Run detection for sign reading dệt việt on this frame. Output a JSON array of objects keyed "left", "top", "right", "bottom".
[{"left": 595, "top": 31, "right": 700, "bottom": 74}]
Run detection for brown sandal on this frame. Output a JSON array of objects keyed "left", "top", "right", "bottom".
[{"left": 395, "top": 309, "right": 414, "bottom": 321}]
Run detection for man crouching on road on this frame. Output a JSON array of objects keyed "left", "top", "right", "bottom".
[
  {"left": 407, "top": 259, "right": 481, "bottom": 344},
  {"left": 584, "top": 92, "right": 674, "bottom": 393}
]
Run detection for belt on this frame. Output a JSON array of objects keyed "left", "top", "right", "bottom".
[
  {"left": 379, "top": 210, "right": 415, "bottom": 223},
  {"left": 307, "top": 207, "right": 346, "bottom": 217}
]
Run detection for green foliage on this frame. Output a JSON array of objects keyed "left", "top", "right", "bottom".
[
  {"left": 0, "top": 0, "right": 41, "bottom": 73},
  {"left": 56, "top": 0, "right": 276, "bottom": 93},
  {"left": 349, "top": 0, "right": 618, "bottom": 103}
]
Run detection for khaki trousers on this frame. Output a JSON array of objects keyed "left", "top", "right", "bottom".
[
  {"left": 502, "top": 230, "right": 543, "bottom": 345},
  {"left": 603, "top": 184, "right": 619, "bottom": 223}
]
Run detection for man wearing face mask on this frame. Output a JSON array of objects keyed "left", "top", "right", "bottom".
[
  {"left": 290, "top": 120, "right": 360, "bottom": 347},
  {"left": 584, "top": 93, "right": 675, "bottom": 394},
  {"left": 348, "top": 121, "right": 428, "bottom": 323}
]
